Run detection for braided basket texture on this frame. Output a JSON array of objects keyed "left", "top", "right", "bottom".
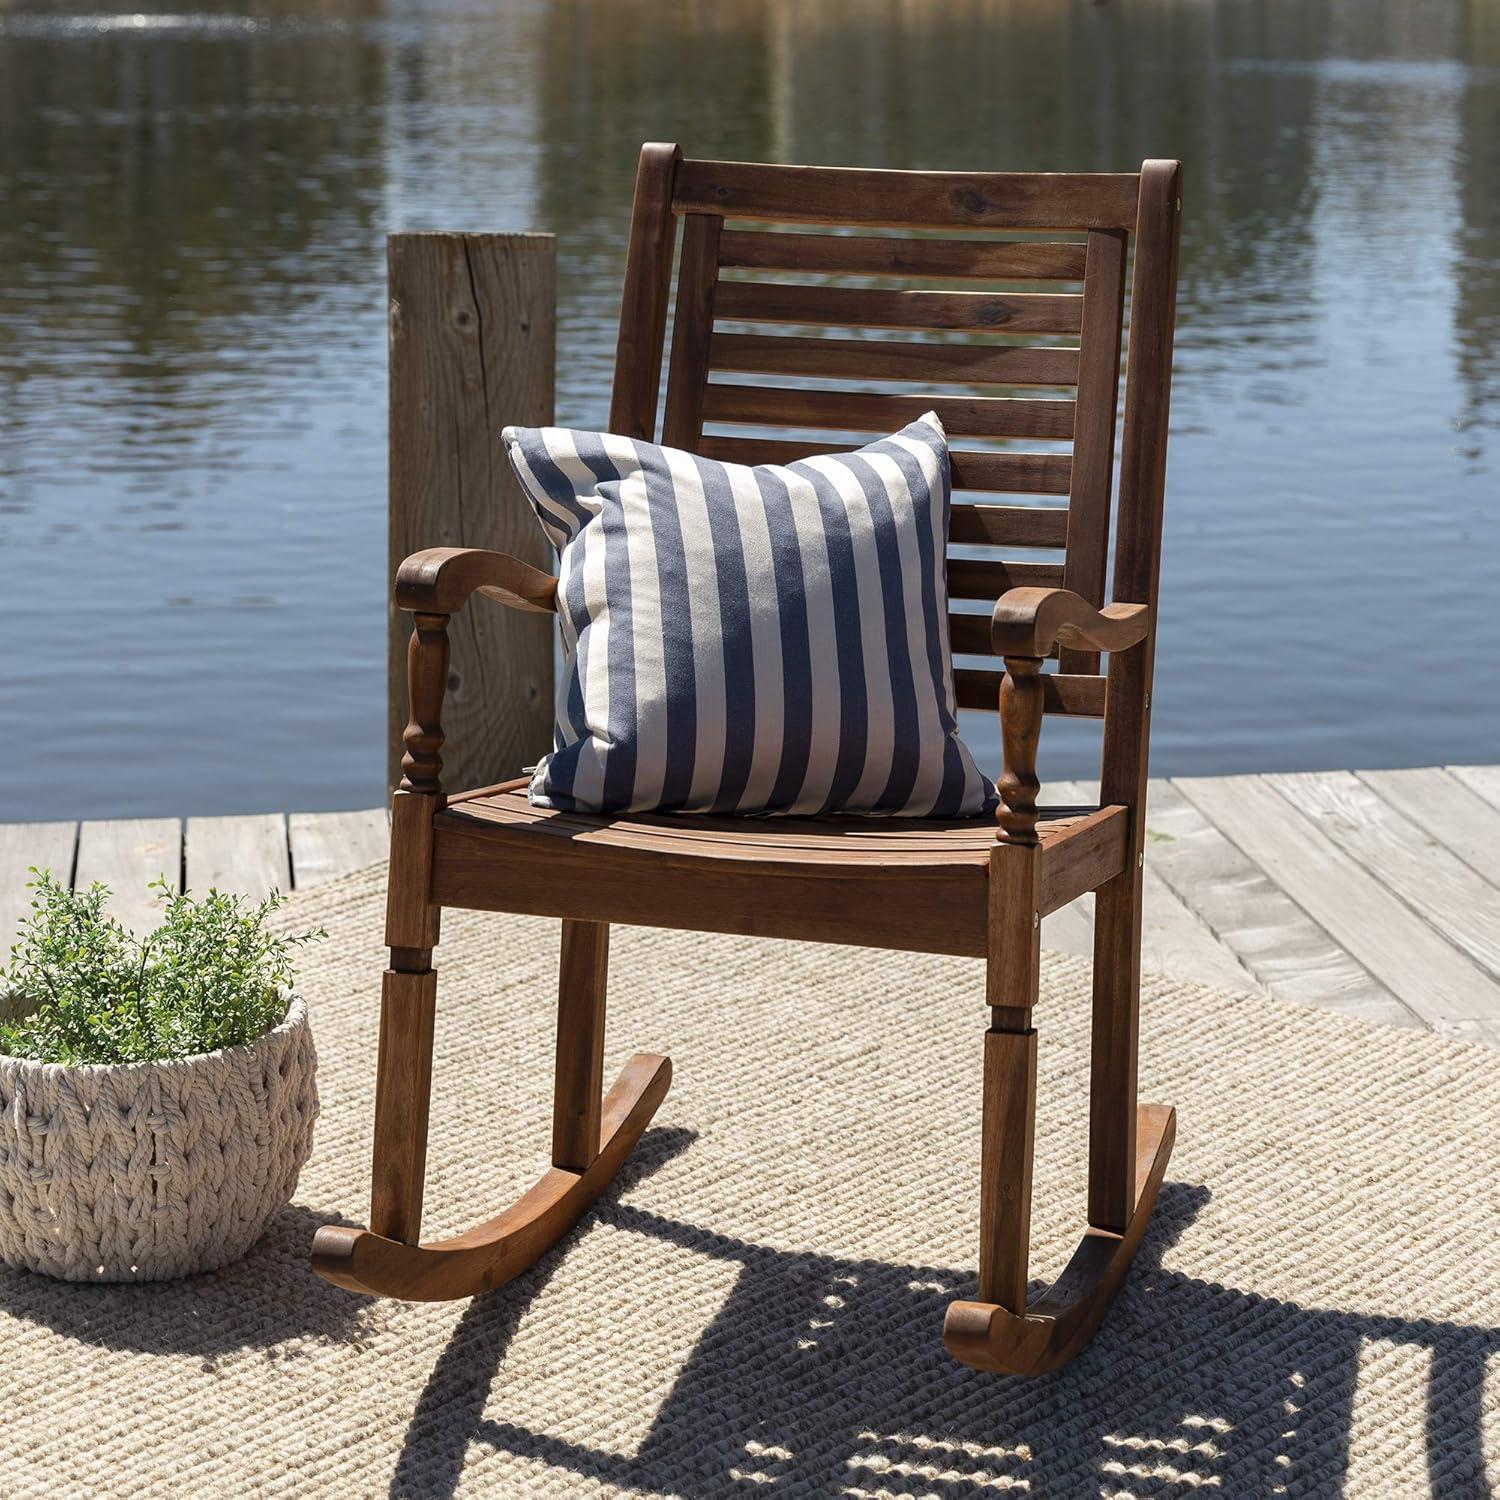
[{"left": 0, "top": 998, "right": 317, "bottom": 1281}]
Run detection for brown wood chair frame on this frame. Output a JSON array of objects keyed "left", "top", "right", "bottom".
[{"left": 312, "top": 145, "right": 1184, "bottom": 1378}]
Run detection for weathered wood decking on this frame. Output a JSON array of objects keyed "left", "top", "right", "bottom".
[{"left": 2, "top": 767, "right": 1497, "bottom": 1047}]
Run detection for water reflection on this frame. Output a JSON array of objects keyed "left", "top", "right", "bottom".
[{"left": 0, "top": 0, "right": 1496, "bottom": 819}]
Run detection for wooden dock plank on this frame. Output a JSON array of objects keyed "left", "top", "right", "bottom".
[
  {"left": 1041, "top": 780, "right": 1262, "bottom": 993},
  {"left": 1266, "top": 770, "right": 1500, "bottom": 984},
  {"left": 185, "top": 814, "right": 291, "bottom": 900},
  {"left": 1356, "top": 767, "right": 1500, "bottom": 889},
  {"left": 288, "top": 809, "right": 388, "bottom": 889},
  {"left": 1179, "top": 774, "right": 1500, "bottom": 1045},
  {"left": 1444, "top": 764, "right": 1500, "bottom": 817},
  {"left": 74, "top": 819, "right": 182, "bottom": 935},
  {"left": 1148, "top": 780, "right": 1413, "bottom": 1027},
  {"left": 1139, "top": 859, "right": 1264, "bottom": 994},
  {"left": 0, "top": 821, "right": 78, "bottom": 950}
]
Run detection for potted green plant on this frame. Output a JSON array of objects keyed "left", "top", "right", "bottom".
[{"left": 0, "top": 873, "right": 321, "bottom": 1281}]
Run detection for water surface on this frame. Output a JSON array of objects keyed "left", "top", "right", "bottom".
[{"left": 1, "top": 0, "right": 1497, "bottom": 819}]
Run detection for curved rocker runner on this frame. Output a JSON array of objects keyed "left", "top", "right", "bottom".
[
  {"left": 314, "top": 147, "right": 1184, "bottom": 1378},
  {"left": 312, "top": 1054, "right": 670, "bottom": 1300}
]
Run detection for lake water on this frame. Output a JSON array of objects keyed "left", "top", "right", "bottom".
[{"left": 1, "top": 0, "right": 1497, "bottom": 821}]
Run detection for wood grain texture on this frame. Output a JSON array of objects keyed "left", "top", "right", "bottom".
[
  {"left": 1037, "top": 779, "right": 1100, "bottom": 958},
  {"left": 609, "top": 143, "right": 681, "bottom": 439},
  {"left": 0, "top": 821, "right": 76, "bottom": 950},
  {"left": 694, "top": 436, "right": 1072, "bottom": 494},
  {"left": 714, "top": 280, "right": 1082, "bottom": 335},
  {"left": 184, "top": 814, "right": 290, "bottom": 899},
  {"left": 991, "top": 587, "right": 1150, "bottom": 657},
  {"left": 948, "top": 565, "right": 1067, "bottom": 615},
  {"left": 552, "top": 920, "right": 609, "bottom": 1172},
  {"left": 1266, "top": 770, "right": 1500, "bottom": 985},
  {"left": 701, "top": 383, "right": 1076, "bottom": 440},
  {"left": 997, "top": 657, "right": 1045, "bottom": 844},
  {"left": 288, "top": 809, "right": 389, "bottom": 888},
  {"left": 1144, "top": 779, "right": 1405, "bottom": 1021},
  {"left": 398, "top": 612, "right": 451, "bottom": 796},
  {"left": 74, "top": 819, "right": 181, "bottom": 933},
  {"left": 952, "top": 670, "right": 1105, "bottom": 718},
  {"left": 385, "top": 790, "right": 439, "bottom": 953},
  {"left": 369, "top": 967, "right": 438, "bottom": 1243},
  {"left": 673, "top": 159, "right": 1140, "bottom": 231},
  {"left": 716, "top": 230, "right": 1088, "bottom": 280},
  {"left": 988, "top": 839, "right": 1042, "bottom": 1007},
  {"left": 1357, "top": 767, "right": 1500, "bottom": 889},
  {"left": 1448, "top": 764, "right": 1500, "bottom": 813},
  {"left": 1179, "top": 774, "right": 1500, "bottom": 1045},
  {"left": 709, "top": 333, "right": 1080, "bottom": 388},
  {"left": 1060, "top": 229, "right": 1126, "bottom": 672},
  {"left": 661, "top": 213, "right": 722, "bottom": 449},
  {"left": 387, "top": 231, "right": 555, "bottom": 795},
  {"left": 976, "top": 1023, "right": 1037, "bottom": 1311},
  {"left": 947, "top": 503, "right": 1069, "bottom": 549},
  {"left": 1087, "top": 161, "right": 1182, "bottom": 1233}
]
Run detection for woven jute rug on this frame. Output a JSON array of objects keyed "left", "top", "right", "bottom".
[{"left": 0, "top": 862, "right": 1496, "bottom": 1498}]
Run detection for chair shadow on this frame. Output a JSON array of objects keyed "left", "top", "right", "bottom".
[
  {"left": 392, "top": 1176, "right": 1498, "bottom": 1498},
  {"left": 0, "top": 1202, "right": 370, "bottom": 1356}
]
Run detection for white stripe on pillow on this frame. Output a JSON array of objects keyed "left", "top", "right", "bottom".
[{"left": 502, "top": 412, "right": 996, "bottom": 818}]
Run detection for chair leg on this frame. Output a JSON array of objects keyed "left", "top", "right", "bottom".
[
  {"left": 552, "top": 920, "right": 609, "bottom": 1171},
  {"left": 944, "top": 842, "right": 1176, "bottom": 1376},
  {"left": 977, "top": 1022, "right": 1038, "bottom": 1313},
  {"left": 370, "top": 964, "right": 438, "bottom": 1243},
  {"left": 370, "top": 787, "right": 443, "bottom": 1244},
  {"left": 1089, "top": 865, "right": 1143, "bottom": 1231},
  {"left": 311, "top": 847, "right": 672, "bottom": 1301},
  {"left": 977, "top": 840, "right": 1042, "bottom": 1314}
]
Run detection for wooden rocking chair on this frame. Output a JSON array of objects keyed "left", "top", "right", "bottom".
[{"left": 312, "top": 146, "right": 1183, "bottom": 1378}]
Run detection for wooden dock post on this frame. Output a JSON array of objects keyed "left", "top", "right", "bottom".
[{"left": 387, "top": 231, "right": 556, "bottom": 794}]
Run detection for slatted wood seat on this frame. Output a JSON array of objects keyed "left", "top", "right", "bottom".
[
  {"left": 313, "top": 145, "right": 1185, "bottom": 1379},
  {"left": 430, "top": 781, "right": 1128, "bottom": 957}
]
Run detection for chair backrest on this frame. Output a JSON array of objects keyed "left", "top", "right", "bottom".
[{"left": 607, "top": 145, "right": 1182, "bottom": 788}]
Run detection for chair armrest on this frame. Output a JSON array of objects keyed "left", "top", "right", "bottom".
[
  {"left": 393, "top": 549, "right": 556, "bottom": 798},
  {"left": 989, "top": 589, "right": 1150, "bottom": 846},
  {"left": 991, "top": 587, "right": 1149, "bottom": 659},
  {"left": 395, "top": 547, "right": 557, "bottom": 616}
]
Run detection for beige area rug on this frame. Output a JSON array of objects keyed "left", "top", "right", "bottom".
[{"left": 0, "top": 862, "right": 1496, "bottom": 1498}]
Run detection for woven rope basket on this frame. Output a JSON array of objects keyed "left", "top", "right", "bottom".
[{"left": 0, "top": 998, "right": 318, "bottom": 1281}]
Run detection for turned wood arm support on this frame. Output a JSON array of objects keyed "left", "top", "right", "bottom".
[
  {"left": 990, "top": 589, "right": 1152, "bottom": 846},
  {"left": 393, "top": 548, "right": 558, "bottom": 796}
]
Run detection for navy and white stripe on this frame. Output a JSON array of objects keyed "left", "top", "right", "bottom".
[{"left": 502, "top": 413, "right": 996, "bottom": 818}]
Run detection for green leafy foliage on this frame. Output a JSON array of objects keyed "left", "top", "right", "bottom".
[{"left": 0, "top": 871, "right": 323, "bottom": 1066}]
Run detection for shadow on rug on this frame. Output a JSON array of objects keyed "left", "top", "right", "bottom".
[{"left": 393, "top": 1161, "right": 1496, "bottom": 1499}]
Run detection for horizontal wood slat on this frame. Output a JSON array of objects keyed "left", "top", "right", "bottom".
[
  {"left": 953, "top": 668, "right": 1107, "bottom": 717},
  {"left": 947, "top": 561, "right": 1066, "bottom": 604},
  {"left": 714, "top": 281, "right": 1083, "bottom": 335},
  {"left": 709, "top": 333, "right": 1080, "bottom": 387},
  {"left": 716, "top": 230, "right": 1089, "bottom": 281},
  {"left": 948, "top": 503, "right": 1068, "bottom": 548},
  {"left": 674, "top": 159, "right": 1141, "bottom": 231},
  {"left": 694, "top": 436, "right": 1072, "bottom": 494},
  {"left": 702, "top": 384, "right": 1076, "bottom": 440}
]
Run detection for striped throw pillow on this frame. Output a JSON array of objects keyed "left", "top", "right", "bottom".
[{"left": 501, "top": 413, "right": 996, "bottom": 818}]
